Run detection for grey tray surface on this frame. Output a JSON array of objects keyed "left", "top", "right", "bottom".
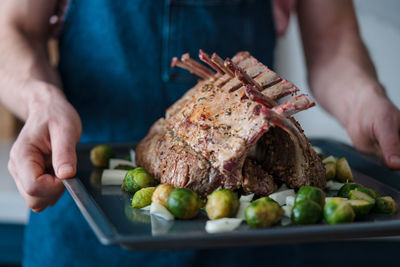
[{"left": 63, "top": 138, "right": 400, "bottom": 250}]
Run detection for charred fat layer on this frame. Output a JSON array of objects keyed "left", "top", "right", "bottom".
[{"left": 136, "top": 50, "right": 326, "bottom": 197}]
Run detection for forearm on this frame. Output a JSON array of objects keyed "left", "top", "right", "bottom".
[
  {"left": 297, "top": 0, "right": 385, "bottom": 127},
  {"left": 297, "top": 0, "right": 400, "bottom": 168},
  {"left": 0, "top": 1, "right": 62, "bottom": 121}
]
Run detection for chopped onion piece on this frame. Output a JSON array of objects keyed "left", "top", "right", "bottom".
[
  {"left": 109, "top": 158, "right": 134, "bottom": 169},
  {"left": 326, "top": 180, "right": 345, "bottom": 191},
  {"left": 282, "top": 205, "right": 292, "bottom": 217},
  {"left": 277, "top": 184, "right": 289, "bottom": 192},
  {"left": 236, "top": 201, "right": 251, "bottom": 220},
  {"left": 101, "top": 169, "right": 128, "bottom": 185},
  {"left": 141, "top": 205, "right": 151, "bottom": 211},
  {"left": 150, "top": 202, "right": 174, "bottom": 221},
  {"left": 130, "top": 149, "right": 137, "bottom": 167},
  {"left": 286, "top": 196, "right": 295, "bottom": 207},
  {"left": 205, "top": 218, "right": 243, "bottom": 234},
  {"left": 239, "top": 193, "right": 254, "bottom": 203},
  {"left": 269, "top": 189, "right": 296, "bottom": 206}
]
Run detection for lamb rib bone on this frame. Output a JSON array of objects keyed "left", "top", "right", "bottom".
[
  {"left": 171, "top": 57, "right": 209, "bottom": 80},
  {"left": 199, "top": 49, "right": 225, "bottom": 75},
  {"left": 211, "top": 53, "right": 234, "bottom": 77},
  {"left": 181, "top": 53, "right": 214, "bottom": 78}
]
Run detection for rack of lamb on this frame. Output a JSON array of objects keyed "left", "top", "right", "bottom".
[{"left": 136, "top": 50, "right": 325, "bottom": 197}]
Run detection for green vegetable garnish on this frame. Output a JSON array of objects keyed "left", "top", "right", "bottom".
[
  {"left": 122, "top": 167, "right": 156, "bottom": 194},
  {"left": 324, "top": 198, "right": 355, "bottom": 224},
  {"left": 90, "top": 145, "right": 115, "bottom": 168},
  {"left": 337, "top": 183, "right": 363, "bottom": 198},
  {"left": 166, "top": 188, "right": 202, "bottom": 219},
  {"left": 374, "top": 196, "right": 398, "bottom": 214},
  {"left": 348, "top": 190, "right": 375, "bottom": 205},
  {"left": 205, "top": 189, "right": 239, "bottom": 220},
  {"left": 295, "top": 186, "right": 326, "bottom": 207},
  {"left": 131, "top": 187, "right": 155, "bottom": 208},
  {"left": 291, "top": 200, "right": 323, "bottom": 225},
  {"left": 336, "top": 157, "right": 354, "bottom": 182},
  {"left": 347, "top": 200, "right": 374, "bottom": 219},
  {"left": 245, "top": 197, "right": 283, "bottom": 228}
]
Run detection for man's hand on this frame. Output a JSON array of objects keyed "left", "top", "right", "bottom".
[
  {"left": 346, "top": 91, "right": 400, "bottom": 168},
  {"left": 8, "top": 82, "right": 81, "bottom": 212},
  {"left": 297, "top": 0, "right": 400, "bottom": 169},
  {"left": 0, "top": 0, "right": 77, "bottom": 211}
]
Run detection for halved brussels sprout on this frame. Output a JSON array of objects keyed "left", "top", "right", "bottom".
[
  {"left": 131, "top": 187, "right": 156, "bottom": 208},
  {"left": 324, "top": 198, "right": 355, "bottom": 224}
]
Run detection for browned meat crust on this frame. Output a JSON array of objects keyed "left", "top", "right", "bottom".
[
  {"left": 242, "top": 159, "right": 276, "bottom": 196},
  {"left": 136, "top": 119, "right": 224, "bottom": 197}
]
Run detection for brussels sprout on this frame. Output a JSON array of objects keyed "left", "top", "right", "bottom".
[
  {"left": 122, "top": 167, "right": 156, "bottom": 194},
  {"left": 166, "top": 188, "right": 202, "bottom": 219},
  {"left": 336, "top": 157, "right": 354, "bottom": 182},
  {"left": 322, "top": 155, "right": 337, "bottom": 165},
  {"left": 323, "top": 155, "right": 337, "bottom": 180},
  {"left": 295, "top": 186, "right": 326, "bottom": 207},
  {"left": 324, "top": 198, "right": 355, "bottom": 224},
  {"left": 347, "top": 200, "right": 374, "bottom": 218},
  {"left": 152, "top": 184, "right": 175, "bottom": 207},
  {"left": 90, "top": 145, "right": 115, "bottom": 168},
  {"left": 245, "top": 197, "right": 283, "bottom": 228},
  {"left": 337, "top": 183, "right": 363, "bottom": 198},
  {"left": 291, "top": 200, "right": 323, "bottom": 225},
  {"left": 374, "top": 196, "right": 398, "bottom": 214},
  {"left": 205, "top": 189, "right": 239, "bottom": 220},
  {"left": 325, "top": 163, "right": 336, "bottom": 181},
  {"left": 131, "top": 187, "right": 156, "bottom": 208},
  {"left": 355, "top": 187, "right": 378, "bottom": 199},
  {"left": 348, "top": 190, "right": 375, "bottom": 205}
]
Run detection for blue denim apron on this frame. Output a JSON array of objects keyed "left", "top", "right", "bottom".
[{"left": 22, "top": 0, "right": 400, "bottom": 266}]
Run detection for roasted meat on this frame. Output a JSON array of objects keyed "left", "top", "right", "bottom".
[{"left": 136, "top": 50, "right": 325, "bottom": 197}]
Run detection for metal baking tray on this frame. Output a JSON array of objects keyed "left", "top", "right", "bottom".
[{"left": 63, "top": 138, "right": 400, "bottom": 250}]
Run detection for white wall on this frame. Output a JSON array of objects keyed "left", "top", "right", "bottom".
[{"left": 274, "top": 0, "right": 400, "bottom": 145}]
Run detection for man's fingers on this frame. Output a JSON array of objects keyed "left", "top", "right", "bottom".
[
  {"left": 49, "top": 121, "right": 79, "bottom": 179},
  {"left": 9, "top": 138, "right": 65, "bottom": 199},
  {"left": 13, "top": 145, "right": 64, "bottom": 197},
  {"left": 374, "top": 117, "right": 400, "bottom": 169},
  {"left": 16, "top": 158, "right": 65, "bottom": 199},
  {"left": 12, "top": 166, "right": 64, "bottom": 211}
]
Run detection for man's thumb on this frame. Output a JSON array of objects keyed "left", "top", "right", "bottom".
[{"left": 50, "top": 128, "right": 78, "bottom": 179}]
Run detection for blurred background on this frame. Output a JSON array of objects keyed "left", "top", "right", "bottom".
[{"left": 0, "top": 0, "right": 399, "bottom": 265}]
